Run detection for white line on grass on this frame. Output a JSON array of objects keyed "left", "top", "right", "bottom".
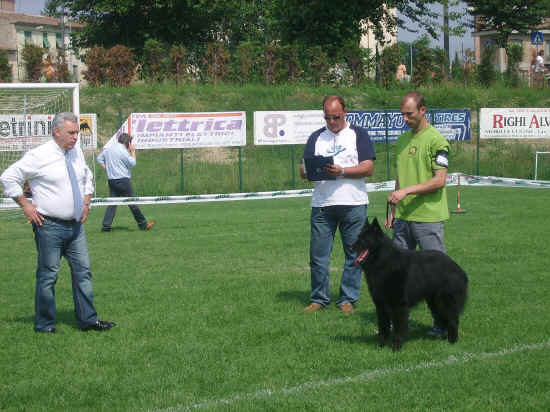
[{"left": 149, "top": 338, "right": 550, "bottom": 412}]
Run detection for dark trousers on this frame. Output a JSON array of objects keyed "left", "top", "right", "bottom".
[{"left": 102, "top": 178, "right": 147, "bottom": 230}]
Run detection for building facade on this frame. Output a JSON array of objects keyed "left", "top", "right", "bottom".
[
  {"left": 0, "top": 0, "right": 86, "bottom": 82},
  {"left": 472, "top": 15, "right": 550, "bottom": 76}
]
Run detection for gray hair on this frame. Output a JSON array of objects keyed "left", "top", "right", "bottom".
[{"left": 52, "top": 112, "right": 78, "bottom": 133}]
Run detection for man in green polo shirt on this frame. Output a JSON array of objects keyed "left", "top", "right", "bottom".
[{"left": 385, "top": 91, "right": 450, "bottom": 337}]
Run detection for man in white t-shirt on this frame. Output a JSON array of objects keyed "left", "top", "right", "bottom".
[
  {"left": 300, "top": 96, "right": 376, "bottom": 314},
  {"left": 535, "top": 50, "right": 546, "bottom": 88}
]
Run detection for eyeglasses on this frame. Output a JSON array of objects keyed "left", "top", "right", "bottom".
[{"left": 324, "top": 115, "right": 342, "bottom": 121}]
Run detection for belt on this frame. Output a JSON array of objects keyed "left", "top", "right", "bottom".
[{"left": 44, "top": 215, "right": 76, "bottom": 225}]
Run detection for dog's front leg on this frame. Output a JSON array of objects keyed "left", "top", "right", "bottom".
[
  {"left": 376, "top": 305, "right": 391, "bottom": 347},
  {"left": 391, "top": 306, "right": 409, "bottom": 351}
]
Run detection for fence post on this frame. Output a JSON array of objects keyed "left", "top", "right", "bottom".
[
  {"left": 290, "top": 145, "right": 296, "bottom": 188},
  {"left": 384, "top": 108, "right": 390, "bottom": 181},
  {"left": 238, "top": 147, "right": 243, "bottom": 192},
  {"left": 476, "top": 106, "right": 480, "bottom": 176},
  {"left": 180, "top": 149, "right": 184, "bottom": 193}
]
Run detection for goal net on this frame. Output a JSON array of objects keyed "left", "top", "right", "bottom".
[
  {"left": 534, "top": 151, "right": 550, "bottom": 181},
  {"left": 0, "top": 83, "right": 81, "bottom": 216}
]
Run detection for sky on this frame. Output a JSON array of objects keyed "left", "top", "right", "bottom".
[
  {"left": 398, "top": 2, "right": 475, "bottom": 59},
  {"left": 15, "top": 0, "right": 45, "bottom": 15},
  {"left": 18, "top": 0, "right": 475, "bottom": 59}
]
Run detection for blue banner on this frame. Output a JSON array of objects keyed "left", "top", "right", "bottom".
[{"left": 346, "top": 109, "right": 471, "bottom": 142}]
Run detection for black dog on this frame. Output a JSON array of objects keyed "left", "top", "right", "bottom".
[{"left": 353, "top": 217, "right": 468, "bottom": 351}]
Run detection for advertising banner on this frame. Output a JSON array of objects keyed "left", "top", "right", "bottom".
[
  {"left": 254, "top": 110, "right": 324, "bottom": 145},
  {"left": 480, "top": 108, "right": 550, "bottom": 139},
  {"left": 0, "top": 113, "right": 97, "bottom": 151},
  {"left": 110, "top": 112, "right": 247, "bottom": 149},
  {"left": 347, "top": 109, "right": 470, "bottom": 142},
  {"left": 254, "top": 109, "right": 470, "bottom": 145}
]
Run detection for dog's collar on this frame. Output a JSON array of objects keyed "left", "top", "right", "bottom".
[{"left": 353, "top": 249, "right": 369, "bottom": 266}]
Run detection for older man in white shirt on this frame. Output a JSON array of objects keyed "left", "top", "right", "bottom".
[{"left": 0, "top": 112, "right": 116, "bottom": 333}]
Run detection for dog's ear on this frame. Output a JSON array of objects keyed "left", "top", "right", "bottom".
[{"left": 371, "top": 217, "right": 383, "bottom": 233}]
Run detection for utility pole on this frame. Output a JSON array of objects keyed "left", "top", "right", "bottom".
[{"left": 443, "top": 1, "right": 450, "bottom": 77}]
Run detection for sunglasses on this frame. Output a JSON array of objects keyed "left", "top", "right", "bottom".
[{"left": 324, "top": 115, "right": 342, "bottom": 121}]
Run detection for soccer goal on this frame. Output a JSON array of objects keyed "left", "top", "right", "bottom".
[
  {"left": 0, "top": 83, "right": 80, "bottom": 213},
  {"left": 534, "top": 151, "right": 550, "bottom": 181}
]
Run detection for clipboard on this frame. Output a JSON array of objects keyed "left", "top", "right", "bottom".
[{"left": 304, "top": 156, "right": 335, "bottom": 181}]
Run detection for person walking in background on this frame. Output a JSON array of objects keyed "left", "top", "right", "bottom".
[
  {"left": 97, "top": 133, "right": 155, "bottom": 232},
  {"left": 300, "top": 95, "right": 376, "bottom": 314},
  {"left": 385, "top": 91, "right": 450, "bottom": 337},
  {"left": 0, "top": 112, "right": 116, "bottom": 333}
]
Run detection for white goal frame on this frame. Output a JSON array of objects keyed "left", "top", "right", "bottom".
[
  {"left": 534, "top": 151, "right": 550, "bottom": 181},
  {"left": 0, "top": 82, "right": 79, "bottom": 116},
  {"left": 0, "top": 83, "right": 81, "bottom": 211}
]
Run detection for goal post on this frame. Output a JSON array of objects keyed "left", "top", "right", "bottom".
[{"left": 0, "top": 82, "right": 81, "bottom": 213}]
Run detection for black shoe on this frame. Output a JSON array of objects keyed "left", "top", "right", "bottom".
[
  {"left": 35, "top": 327, "right": 60, "bottom": 334},
  {"left": 101, "top": 227, "right": 112, "bottom": 232},
  {"left": 81, "top": 320, "right": 116, "bottom": 332}
]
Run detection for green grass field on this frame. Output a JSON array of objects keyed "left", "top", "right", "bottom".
[{"left": 1, "top": 186, "right": 549, "bottom": 411}]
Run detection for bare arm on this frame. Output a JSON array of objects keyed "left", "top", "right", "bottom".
[
  {"left": 128, "top": 142, "right": 136, "bottom": 159},
  {"left": 13, "top": 194, "right": 44, "bottom": 226},
  {"left": 299, "top": 163, "right": 307, "bottom": 179},
  {"left": 388, "top": 168, "right": 447, "bottom": 204},
  {"left": 324, "top": 159, "right": 374, "bottom": 179}
]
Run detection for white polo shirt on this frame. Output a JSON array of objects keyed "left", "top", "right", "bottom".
[{"left": 303, "top": 124, "right": 376, "bottom": 207}]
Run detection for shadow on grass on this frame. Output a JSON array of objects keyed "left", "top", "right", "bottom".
[
  {"left": 13, "top": 309, "right": 80, "bottom": 329},
  {"left": 333, "top": 311, "right": 441, "bottom": 348},
  {"left": 276, "top": 290, "right": 309, "bottom": 305}
]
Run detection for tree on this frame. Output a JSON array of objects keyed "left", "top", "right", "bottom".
[
  {"left": 44, "top": 0, "right": 453, "bottom": 59},
  {"left": 0, "top": 50, "right": 12, "bottom": 82},
  {"left": 83, "top": 46, "right": 107, "bottom": 87},
  {"left": 21, "top": 44, "right": 45, "bottom": 82},
  {"left": 105, "top": 45, "right": 136, "bottom": 87},
  {"left": 169, "top": 44, "right": 187, "bottom": 86}
]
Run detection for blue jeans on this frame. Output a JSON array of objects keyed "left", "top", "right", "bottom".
[
  {"left": 392, "top": 219, "right": 446, "bottom": 253},
  {"left": 103, "top": 178, "right": 147, "bottom": 230},
  {"left": 33, "top": 218, "right": 98, "bottom": 330},
  {"left": 309, "top": 205, "right": 366, "bottom": 307}
]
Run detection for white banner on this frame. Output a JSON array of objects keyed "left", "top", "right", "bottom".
[
  {"left": 110, "top": 112, "right": 247, "bottom": 149},
  {"left": 0, "top": 113, "right": 97, "bottom": 151},
  {"left": 254, "top": 110, "right": 325, "bottom": 145},
  {"left": 480, "top": 108, "right": 550, "bottom": 139}
]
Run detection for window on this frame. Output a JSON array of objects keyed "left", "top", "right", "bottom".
[
  {"left": 42, "top": 32, "right": 50, "bottom": 48},
  {"left": 56, "top": 33, "right": 63, "bottom": 49},
  {"left": 24, "top": 31, "right": 32, "bottom": 44}
]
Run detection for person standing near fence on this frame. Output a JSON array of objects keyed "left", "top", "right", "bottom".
[
  {"left": 300, "top": 95, "right": 376, "bottom": 314},
  {"left": 385, "top": 91, "right": 450, "bottom": 337},
  {"left": 535, "top": 50, "right": 546, "bottom": 89},
  {"left": 97, "top": 133, "right": 155, "bottom": 232},
  {"left": 0, "top": 112, "right": 116, "bottom": 333}
]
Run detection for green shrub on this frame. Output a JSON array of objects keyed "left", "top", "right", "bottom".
[
  {"left": 478, "top": 44, "right": 497, "bottom": 87},
  {"left": 505, "top": 42, "right": 524, "bottom": 88},
  {"left": 143, "top": 38, "right": 168, "bottom": 84}
]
